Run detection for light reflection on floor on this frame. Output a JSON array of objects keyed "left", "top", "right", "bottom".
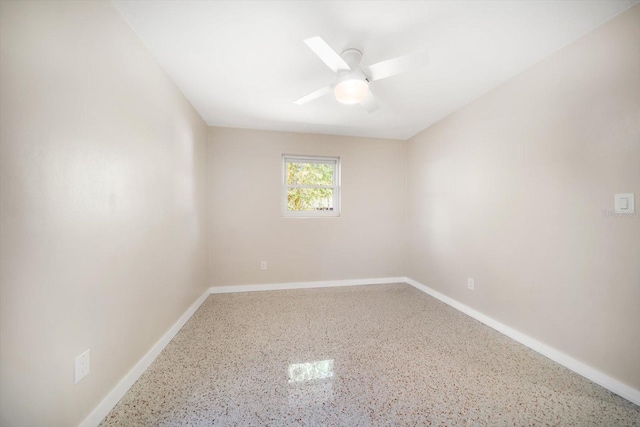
[
  {"left": 288, "top": 359, "right": 335, "bottom": 406},
  {"left": 288, "top": 359, "right": 334, "bottom": 383}
]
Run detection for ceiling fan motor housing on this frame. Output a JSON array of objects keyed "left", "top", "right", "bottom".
[
  {"left": 332, "top": 49, "right": 369, "bottom": 104},
  {"left": 333, "top": 68, "right": 369, "bottom": 88},
  {"left": 333, "top": 49, "right": 369, "bottom": 87}
]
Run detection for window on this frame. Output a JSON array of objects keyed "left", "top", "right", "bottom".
[{"left": 283, "top": 155, "right": 340, "bottom": 217}]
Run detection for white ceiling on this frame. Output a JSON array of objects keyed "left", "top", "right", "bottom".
[{"left": 112, "top": 0, "right": 637, "bottom": 140}]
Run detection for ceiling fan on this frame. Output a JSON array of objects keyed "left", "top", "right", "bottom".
[{"left": 294, "top": 36, "right": 429, "bottom": 113}]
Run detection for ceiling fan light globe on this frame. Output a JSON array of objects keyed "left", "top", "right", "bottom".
[{"left": 334, "top": 79, "right": 369, "bottom": 105}]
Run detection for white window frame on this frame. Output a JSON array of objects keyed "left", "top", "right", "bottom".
[{"left": 282, "top": 155, "right": 340, "bottom": 218}]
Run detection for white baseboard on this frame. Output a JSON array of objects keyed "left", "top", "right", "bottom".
[
  {"left": 81, "top": 276, "right": 638, "bottom": 427},
  {"left": 405, "top": 277, "right": 640, "bottom": 406},
  {"left": 79, "top": 289, "right": 210, "bottom": 427},
  {"left": 81, "top": 278, "right": 402, "bottom": 426},
  {"left": 209, "top": 277, "right": 406, "bottom": 294}
]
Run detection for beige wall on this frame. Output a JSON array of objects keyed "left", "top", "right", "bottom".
[
  {"left": 0, "top": 1, "right": 209, "bottom": 426},
  {"left": 407, "top": 4, "right": 640, "bottom": 390},
  {"left": 209, "top": 127, "right": 406, "bottom": 286},
  {"left": 1, "top": 0, "right": 637, "bottom": 424}
]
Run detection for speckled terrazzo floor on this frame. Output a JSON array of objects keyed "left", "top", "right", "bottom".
[{"left": 100, "top": 283, "right": 640, "bottom": 426}]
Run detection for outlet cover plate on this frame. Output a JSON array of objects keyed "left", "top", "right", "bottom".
[{"left": 75, "top": 349, "right": 90, "bottom": 384}]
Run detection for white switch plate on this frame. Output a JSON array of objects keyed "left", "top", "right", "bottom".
[
  {"left": 75, "top": 349, "right": 90, "bottom": 384},
  {"left": 614, "top": 193, "right": 634, "bottom": 214},
  {"left": 260, "top": 261, "right": 267, "bottom": 270}
]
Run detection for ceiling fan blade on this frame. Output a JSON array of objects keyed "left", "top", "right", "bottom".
[
  {"left": 294, "top": 85, "right": 333, "bottom": 105},
  {"left": 304, "top": 36, "right": 351, "bottom": 73},
  {"left": 359, "top": 90, "right": 379, "bottom": 113},
  {"left": 365, "top": 49, "right": 429, "bottom": 82}
]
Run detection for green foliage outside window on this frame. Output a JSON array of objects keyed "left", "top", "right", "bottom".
[{"left": 286, "top": 161, "right": 335, "bottom": 211}]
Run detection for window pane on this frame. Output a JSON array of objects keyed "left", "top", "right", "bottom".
[
  {"left": 287, "top": 187, "right": 334, "bottom": 211},
  {"left": 287, "top": 161, "right": 334, "bottom": 186}
]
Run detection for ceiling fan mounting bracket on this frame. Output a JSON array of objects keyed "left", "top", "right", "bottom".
[{"left": 340, "top": 48, "right": 363, "bottom": 66}]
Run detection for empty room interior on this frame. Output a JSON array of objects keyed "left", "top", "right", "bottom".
[{"left": 1, "top": 0, "right": 639, "bottom": 425}]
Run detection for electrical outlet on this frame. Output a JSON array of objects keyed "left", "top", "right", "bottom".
[
  {"left": 74, "top": 349, "right": 90, "bottom": 384},
  {"left": 260, "top": 261, "right": 267, "bottom": 271},
  {"left": 467, "top": 278, "right": 475, "bottom": 291}
]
